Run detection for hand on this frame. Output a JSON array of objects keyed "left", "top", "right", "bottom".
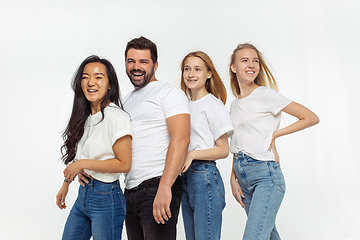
[
  {"left": 230, "top": 173, "right": 245, "bottom": 208},
  {"left": 56, "top": 184, "right": 69, "bottom": 210},
  {"left": 153, "top": 186, "right": 172, "bottom": 224},
  {"left": 77, "top": 170, "right": 90, "bottom": 187},
  {"left": 64, "top": 160, "right": 84, "bottom": 181},
  {"left": 268, "top": 137, "right": 280, "bottom": 166},
  {"left": 181, "top": 150, "right": 195, "bottom": 173}
]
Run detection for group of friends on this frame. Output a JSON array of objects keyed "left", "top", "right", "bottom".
[{"left": 56, "top": 36, "right": 319, "bottom": 240}]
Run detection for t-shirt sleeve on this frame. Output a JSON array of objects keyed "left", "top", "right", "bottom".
[
  {"left": 264, "top": 88, "right": 292, "bottom": 115},
  {"left": 162, "top": 86, "right": 190, "bottom": 118},
  {"left": 108, "top": 110, "right": 133, "bottom": 147},
  {"left": 208, "top": 101, "right": 234, "bottom": 141}
]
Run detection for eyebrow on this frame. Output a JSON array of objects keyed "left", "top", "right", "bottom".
[
  {"left": 184, "top": 64, "right": 203, "bottom": 68},
  {"left": 82, "top": 73, "right": 105, "bottom": 76},
  {"left": 240, "top": 57, "right": 259, "bottom": 60},
  {"left": 127, "top": 58, "right": 150, "bottom": 63}
]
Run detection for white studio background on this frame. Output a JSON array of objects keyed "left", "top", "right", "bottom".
[{"left": 0, "top": 0, "right": 359, "bottom": 239}]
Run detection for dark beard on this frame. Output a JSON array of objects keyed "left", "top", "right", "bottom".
[{"left": 127, "top": 66, "right": 155, "bottom": 89}]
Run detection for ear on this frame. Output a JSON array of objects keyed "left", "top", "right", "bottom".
[
  {"left": 153, "top": 61, "right": 159, "bottom": 72},
  {"left": 207, "top": 71, "right": 212, "bottom": 79},
  {"left": 230, "top": 64, "right": 236, "bottom": 73}
]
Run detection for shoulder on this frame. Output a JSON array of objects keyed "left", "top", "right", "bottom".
[{"left": 105, "top": 103, "right": 130, "bottom": 121}]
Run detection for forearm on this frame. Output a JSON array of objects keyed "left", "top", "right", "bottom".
[
  {"left": 191, "top": 146, "right": 228, "bottom": 161},
  {"left": 274, "top": 102, "right": 320, "bottom": 140},
  {"left": 190, "top": 133, "right": 229, "bottom": 161},
  {"left": 274, "top": 117, "right": 319, "bottom": 139},
  {"left": 79, "top": 158, "right": 131, "bottom": 174}
]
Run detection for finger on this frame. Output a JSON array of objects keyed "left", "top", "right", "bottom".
[
  {"left": 153, "top": 208, "right": 163, "bottom": 224},
  {"left": 165, "top": 205, "right": 172, "bottom": 219},
  {"left": 181, "top": 165, "right": 189, "bottom": 173},
  {"left": 239, "top": 188, "right": 245, "bottom": 198},
  {"left": 160, "top": 207, "right": 168, "bottom": 223},
  {"left": 239, "top": 199, "right": 245, "bottom": 208},
  {"left": 56, "top": 195, "right": 61, "bottom": 208}
]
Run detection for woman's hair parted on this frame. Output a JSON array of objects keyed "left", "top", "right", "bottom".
[
  {"left": 180, "top": 51, "right": 227, "bottom": 104},
  {"left": 61, "top": 55, "right": 123, "bottom": 165},
  {"left": 229, "top": 43, "right": 279, "bottom": 97}
]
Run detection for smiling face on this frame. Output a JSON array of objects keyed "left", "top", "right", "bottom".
[
  {"left": 125, "top": 48, "right": 158, "bottom": 88},
  {"left": 81, "top": 62, "right": 110, "bottom": 113},
  {"left": 183, "top": 56, "right": 212, "bottom": 93},
  {"left": 230, "top": 48, "right": 260, "bottom": 86}
]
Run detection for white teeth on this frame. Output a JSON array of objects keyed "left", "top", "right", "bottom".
[
  {"left": 133, "top": 73, "right": 143, "bottom": 76},
  {"left": 88, "top": 89, "right": 97, "bottom": 92}
]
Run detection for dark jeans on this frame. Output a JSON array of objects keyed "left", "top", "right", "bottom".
[{"left": 124, "top": 175, "right": 183, "bottom": 240}]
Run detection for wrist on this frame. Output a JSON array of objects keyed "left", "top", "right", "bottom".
[{"left": 64, "top": 179, "right": 72, "bottom": 184}]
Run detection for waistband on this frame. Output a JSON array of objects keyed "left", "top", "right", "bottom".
[
  {"left": 126, "top": 175, "right": 182, "bottom": 191},
  {"left": 192, "top": 160, "right": 216, "bottom": 165}
]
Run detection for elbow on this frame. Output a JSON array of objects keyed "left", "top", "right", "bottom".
[
  {"left": 221, "top": 146, "right": 230, "bottom": 159},
  {"left": 216, "top": 144, "right": 230, "bottom": 159},
  {"left": 122, "top": 161, "right": 132, "bottom": 173},
  {"left": 311, "top": 114, "right": 320, "bottom": 126}
]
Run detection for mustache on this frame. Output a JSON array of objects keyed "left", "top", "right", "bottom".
[{"left": 130, "top": 69, "right": 146, "bottom": 75}]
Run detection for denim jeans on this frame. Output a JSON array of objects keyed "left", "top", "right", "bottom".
[
  {"left": 182, "top": 160, "right": 226, "bottom": 240},
  {"left": 62, "top": 179, "right": 126, "bottom": 240},
  {"left": 124, "top": 176, "right": 183, "bottom": 240},
  {"left": 233, "top": 153, "right": 285, "bottom": 240}
]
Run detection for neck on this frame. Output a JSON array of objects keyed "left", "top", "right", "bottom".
[
  {"left": 90, "top": 100, "right": 110, "bottom": 115},
  {"left": 191, "top": 87, "right": 209, "bottom": 101},
  {"left": 238, "top": 82, "right": 258, "bottom": 99}
]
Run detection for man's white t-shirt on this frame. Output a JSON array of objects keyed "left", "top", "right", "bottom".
[
  {"left": 188, "top": 94, "right": 233, "bottom": 151},
  {"left": 74, "top": 103, "right": 133, "bottom": 183},
  {"left": 230, "top": 86, "right": 292, "bottom": 161},
  {"left": 122, "top": 81, "right": 189, "bottom": 189}
]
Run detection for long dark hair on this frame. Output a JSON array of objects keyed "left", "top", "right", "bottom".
[{"left": 61, "top": 55, "right": 123, "bottom": 165}]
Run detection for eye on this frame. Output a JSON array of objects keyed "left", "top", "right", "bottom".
[
  {"left": 254, "top": 59, "right": 259, "bottom": 63},
  {"left": 184, "top": 67, "right": 189, "bottom": 71},
  {"left": 195, "top": 68, "right": 201, "bottom": 71},
  {"left": 241, "top": 59, "right": 247, "bottom": 62}
]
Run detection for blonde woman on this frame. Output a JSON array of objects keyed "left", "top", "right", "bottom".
[
  {"left": 229, "top": 43, "right": 319, "bottom": 240},
  {"left": 180, "top": 51, "right": 233, "bottom": 240}
]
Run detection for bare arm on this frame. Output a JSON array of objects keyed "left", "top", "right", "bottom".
[
  {"left": 270, "top": 102, "right": 319, "bottom": 164},
  {"left": 64, "top": 135, "right": 132, "bottom": 181},
  {"left": 153, "top": 114, "right": 190, "bottom": 224},
  {"left": 182, "top": 133, "right": 229, "bottom": 173}
]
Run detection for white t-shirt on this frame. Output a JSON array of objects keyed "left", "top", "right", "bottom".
[
  {"left": 74, "top": 103, "right": 133, "bottom": 183},
  {"left": 230, "top": 86, "right": 292, "bottom": 161},
  {"left": 188, "top": 94, "right": 233, "bottom": 151},
  {"left": 122, "top": 81, "right": 189, "bottom": 189}
]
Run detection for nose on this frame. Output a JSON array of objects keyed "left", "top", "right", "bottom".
[
  {"left": 133, "top": 61, "right": 141, "bottom": 70},
  {"left": 88, "top": 77, "right": 96, "bottom": 86},
  {"left": 188, "top": 69, "right": 195, "bottom": 77},
  {"left": 249, "top": 61, "right": 254, "bottom": 68}
]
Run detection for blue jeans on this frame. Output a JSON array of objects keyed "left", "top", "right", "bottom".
[
  {"left": 182, "top": 160, "right": 226, "bottom": 240},
  {"left": 233, "top": 153, "right": 285, "bottom": 240},
  {"left": 62, "top": 179, "right": 126, "bottom": 240}
]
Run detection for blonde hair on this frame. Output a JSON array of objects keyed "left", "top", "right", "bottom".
[
  {"left": 229, "top": 43, "right": 278, "bottom": 97},
  {"left": 181, "top": 51, "right": 227, "bottom": 104}
]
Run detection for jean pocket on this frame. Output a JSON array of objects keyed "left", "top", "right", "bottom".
[
  {"left": 189, "top": 162, "right": 206, "bottom": 173},
  {"left": 94, "top": 183, "right": 112, "bottom": 194},
  {"left": 244, "top": 157, "right": 267, "bottom": 166},
  {"left": 143, "top": 186, "right": 158, "bottom": 197}
]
